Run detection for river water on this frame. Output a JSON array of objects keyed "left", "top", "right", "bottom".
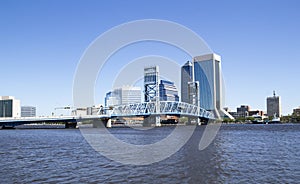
[{"left": 0, "top": 124, "right": 299, "bottom": 183}]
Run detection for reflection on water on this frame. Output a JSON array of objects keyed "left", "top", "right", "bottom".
[{"left": 0, "top": 124, "right": 300, "bottom": 183}]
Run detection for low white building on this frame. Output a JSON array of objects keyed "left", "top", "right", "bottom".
[{"left": 0, "top": 96, "right": 21, "bottom": 118}]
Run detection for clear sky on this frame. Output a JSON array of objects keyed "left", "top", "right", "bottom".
[{"left": 1, "top": 0, "right": 300, "bottom": 115}]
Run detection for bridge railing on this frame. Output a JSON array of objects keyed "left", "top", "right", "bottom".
[{"left": 107, "top": 101, "right": 214, "bottom": 119}]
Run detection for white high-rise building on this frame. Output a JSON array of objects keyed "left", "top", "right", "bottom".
[
  {"left": 0, "top": 96, "right": 21, "bottom": 118},
  {"left": 106, "top": 86, "right": 142, "bottom": 106}
]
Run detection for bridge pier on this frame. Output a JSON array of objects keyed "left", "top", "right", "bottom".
[
  {"left": 143, "top": 115, "right": 161, "bottom": 127},
  {"left": 65, "top": 121, "right": 77, "bottom": 128},
  {"left": 185, "top": 117, "right": 203, "bottom": 125},
  {"left": 199, "top": 118, "right": 209, "bottom": 125},
  {"left": 0, "top": 125, "right": 15, "bottom": 129},
  {"left": 155, "top": 116, "right": 161, "bottom": 127},
  {"left": 92, "top": 118, "right": 111, "bottom": 128}
]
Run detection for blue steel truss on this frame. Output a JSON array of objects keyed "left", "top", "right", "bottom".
[{"left": 109, "top": 101, "right": 214, "bottom": 119}]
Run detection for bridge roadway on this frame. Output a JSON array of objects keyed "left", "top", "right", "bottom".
[
  {"left": 0, "top": 115, "right": 109, "bottom": 129},
  {"left": 0, "top": 101, "right": 214, "bottom": 128}
]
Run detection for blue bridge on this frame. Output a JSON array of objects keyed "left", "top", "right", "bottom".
[{"left": 0, "top": 101, "right": 214, "bottom": 128}]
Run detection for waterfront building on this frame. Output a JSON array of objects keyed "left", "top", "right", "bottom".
[
  {"left": 21, "top": 106, "right": 36, "bottom": 117},
  {"left": 105, "top": 91, "right": 112, "bottom": 107},
  {"left": 266, "top": 91, "right": 281, "bottom": 117},
  {"left": 0, "top": 96, "right": 21, "bottom": 118},
  {"left": 144, "top": 66, "right": 159, "bottom": 102},
  {"left": 193, "top": 53, "right": 229, "bottom": 119},
  {"left": 228, "top": 105, "right": 265, "bottom": 119},
  {"left": 105, "top": 91, "right": 120, "bottom": 107},
  {"left": 114, "top": 86, "right": 141, "bottom": 105},
  {"left": 181, "top": 61, "right": 193, "bottom": 103},
  {"left": 108, "top": 86, "right": 141, "bottom": 105},
  {"left": 293, "top": 107, "right": 300, "bottom": 116},
  {"left": 248, "top": 110, "right": 264, "bottom": 117},
  {"left": 187, "top": 81, "right": 200, "bottom": 106},
  {"left": 72, "top": 105, "right": 102, "bottom": 116},
  {"left": 237, "top": 105, "right": 250, "bottom": 117},
  {"left": 159, "top": 80, "right": 179, "bottom": 101}
]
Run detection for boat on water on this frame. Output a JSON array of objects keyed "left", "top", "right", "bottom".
[
  {"left": 251, "top": 115, "right": 264, "bottom": 124},
  {"left": 268, "top": 113, "right": 281, "bottom": 124}
]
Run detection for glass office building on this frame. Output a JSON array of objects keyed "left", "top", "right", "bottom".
[
  {"left": 159, "top": 80, "right": 179, "bottom": 102},
  {"left": 181, "top": 61, "right": 193, "bottom": 103},
  {"left": 193, "top": 54, "right": 223, "bottom": 118}
]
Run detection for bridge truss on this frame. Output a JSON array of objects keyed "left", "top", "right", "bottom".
[{"left": 108, "top": 101, "right": 214, "bottom": 119}]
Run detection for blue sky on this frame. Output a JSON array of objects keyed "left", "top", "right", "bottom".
[{"left": 1, "top": 0, "right": 300, "bottom": 115}]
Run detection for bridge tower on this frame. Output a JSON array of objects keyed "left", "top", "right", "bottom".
[
  {"left": 144, "top": 66, "right": 159, "bottom": 102},
  {"left": 144, "top": 66, "right": 160, "bottom": 126}
]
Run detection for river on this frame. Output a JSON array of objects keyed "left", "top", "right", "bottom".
[{"left": 0, "top": 124, "right": 299, "bottom": 183}]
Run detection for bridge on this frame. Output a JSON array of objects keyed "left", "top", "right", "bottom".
[
  {"left": 0, "top": 101, "right": 214, "bottom": 128},
  {"left": 0, "top": 115, "right": 109, "bottom": 129},
  {"left": 107, "top": 101, "right": 214, "bottom": 126}
]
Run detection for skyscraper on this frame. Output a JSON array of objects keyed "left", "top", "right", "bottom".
[
  {"left": 159, "top": 80, "right": 179, "bottom": 101},
  {"left": 193, "top": 53, "right": 226, "bottom": 119},
  {"left": 267, "top": 91, "right": 281, "bottom": 117},
  {"left": 181, "top": 61, "right": 193, "bottom": 103}
]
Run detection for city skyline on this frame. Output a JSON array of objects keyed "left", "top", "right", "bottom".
[{"left": 1, "top": 1, "right": 300, "bottom": 115}]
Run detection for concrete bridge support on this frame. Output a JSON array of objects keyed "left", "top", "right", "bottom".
[
  {"left": 65, "top": 121, "right": 77, "bottom": 128},
  {"left": 199, "top": 118, "right": 209, "bottom": 125},
  {"left": 92, "top": 118, "right": 111, "bottom": 128},
  {"left": 143, "top": 115, "right": 161, "bottom": 127}
]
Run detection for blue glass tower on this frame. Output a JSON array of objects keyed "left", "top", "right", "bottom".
[
  {"left": 181, "top": 61, "right": 193, "bottom": 103},
  {"left": 193, "top": 53, "right": 223, "bottom": 118},
  {"left": 159, "top": 80, "right": 179, "bottom": 101}
]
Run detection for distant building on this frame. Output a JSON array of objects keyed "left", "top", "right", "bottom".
[
  {"left": 181, "top": 61, "right": 193, "bottom": 103},
  {"left": 73, "top": 105, "right": 102, "bottom": 116},
  {"left": 293, "top": 107, "right": 300, "bottom": 116},
  {"left": 114, "top": 86, "right": 141, "bottom": 105},
  {"left": 266, "top": 91, "right": 281, "bottom": 117},
  {"left": 228, "top": 105, "right": 264, "bottom": 119},
  {"left": 105, "top": 91, "right": 120, "bottom": 107},
  {"left": 105, "top": 86, "right": 141, "bottom": 107},
  {"left": 21, "top": 106, "right": 36, "bottom": 117},
  {"left": 237, "top": 105, "right": 250, "bottom": 117},
  {"left": 248, "top": 110, "right": 264, "bottom": 117},
  {"left": 159, "top": 80, "right": 179, "bottom": 101},
  {"left": 187, "top": 81, "right": 200, "bottom": 106},
  {"left": 105, "top": 91, "right": 112, "bottom": 107},
  {"left": 0, "top": 96, "right": 21, "bottom": 118}
]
